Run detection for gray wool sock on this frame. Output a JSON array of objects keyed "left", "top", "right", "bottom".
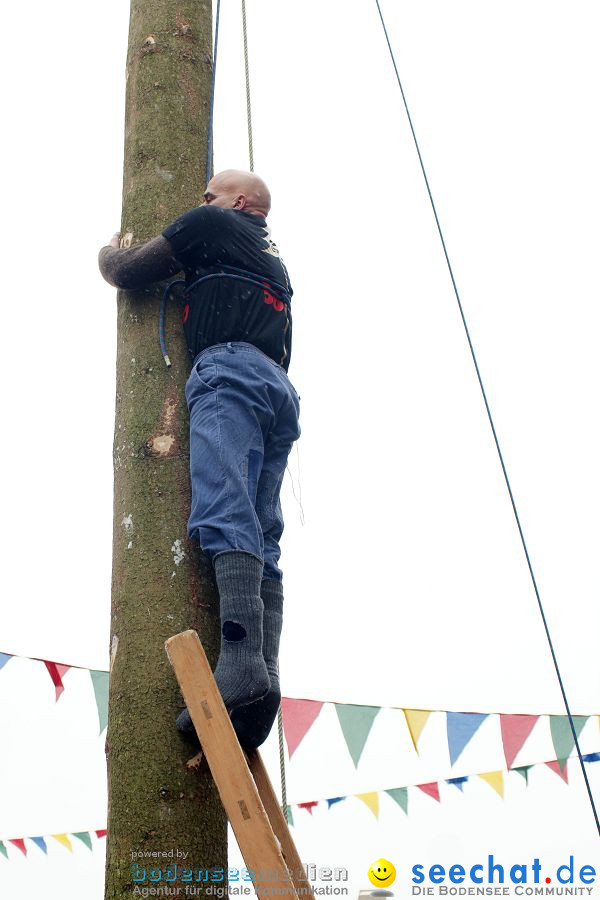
[
  {"left": 211, "top": 551, "right": 269, "bottom": 712},
  {"left": 230, "top": 578, "right": 284, "bottom": 751}
]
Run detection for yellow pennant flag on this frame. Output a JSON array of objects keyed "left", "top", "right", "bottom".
[
  {"left": 403, "top": 709, "right": 432, "bottom": 753},
  {"left": 52, "top": 834, "right": 73, "bottom": 852},
  {"left": 356, "top": 792, "right": 379, "bottom": 819},
  {"left": 478, "top": 771, "right": 504, "bottom": 799}
]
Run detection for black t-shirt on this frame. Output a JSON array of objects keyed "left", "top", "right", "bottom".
[{"left": 162, "top": 205, "right": 293, "bottom": 370}]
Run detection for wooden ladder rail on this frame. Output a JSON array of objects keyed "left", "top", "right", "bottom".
[{"left": 165, "top": 629, "right": 313, "bottom": 898}]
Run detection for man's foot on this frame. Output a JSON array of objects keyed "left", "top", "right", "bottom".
[
  {"left": 230, "top": 577, "right": 284, "bottom": 750},
  {"left": 230, "top": 685, "right": 281, "bottom": 751},
  {"left": 212, "top": 551, "right": 270, "bottom": 711},
  {"left": 176, "top": 707, "right": 199, "bottom": 744}
]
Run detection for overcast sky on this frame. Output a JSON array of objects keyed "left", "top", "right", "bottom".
[{"left": 1, "top": 1, "right": 599, "bottom": 898}]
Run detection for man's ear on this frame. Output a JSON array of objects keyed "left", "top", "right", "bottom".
[{"left": 233, "top": 194, "right": 247, "bottom": 209}]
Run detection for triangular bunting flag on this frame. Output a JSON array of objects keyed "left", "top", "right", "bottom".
[
  {"left": 403, "top": 709, "right": 432, "bottom": 753},
  {"left": 385, "top": 787, "right": 408, "bottom": 813},
  {"left": 95, "top": 830, "right": 107, "bottom": 839},
  {"left": 52, "top": 834, "right": 73, "bottom": 852},
  {"left": 416, "top": 782, "right": 440, "bottom": 802},
  {"left": 90, "top": 671, "right": 109, "bottom": 734},
  {"left": 9, "top": 839, "right": 27, "bottom": 856},
  {"left": 73, "top": 832, "right": 93, "bottom": 851},
  {"left": 335, "top": 704, "right": 381, "bottom": 767},
  {"left": 512, "top": 766, "right": 532, "bottom": 784},
  {"left": 0, "top": 652, "right": 13, "bottom": 671},
  {"left": 44, "top": 662, "right": 71, "bottom": 701},
  {"left": 0, "top": 841, "right": 7, "bottom": 859},
  {"left": 546, "top": 760, "right": 569, "bottom": 784},
  {"left": 447, "top": 712, "right": 488, "bottom": 765},
  {"left": 446, "top": 777, "right": 468, "bottom": 792},
  {"left": 31, "top": 836, "right": 48, "bottom": 855},
  {"left": 356, "top": 792, "right": 379, "bottom": 819},
  {"left": 499, "top": 714, "right": 539, "bottom": 769},
  {"left": 286, "top": 806, "right": 294, "bottom": 827},
  {"left": 478, "top": 771, "right": 504, "bottom": 798},
  {"left": 583, "top": 752, "right": 600, "bottom": 763},
  {"left": 281, "top": 699, "right": 324, "bottom": 758},
  {"left": 550, "top": 716, "right": 588, "bottom": 767},
  {"left": 326, "top": 796, "right": 345, "bottom": 808},
  {"left": 298, "top": 801, "right": 319, "bottom": 815}
]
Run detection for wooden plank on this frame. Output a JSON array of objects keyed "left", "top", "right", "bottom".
[
  {"left": 165, "top": 630, "right": 299, "bottom": 897},
  {"left": 247, "top": 750, "right": 314, "bottom": 898}
]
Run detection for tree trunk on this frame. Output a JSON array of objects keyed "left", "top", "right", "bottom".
[{"left": 105, "top": 1, "right": 226, "bottom": 896}]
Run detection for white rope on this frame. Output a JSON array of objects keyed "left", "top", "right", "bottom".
[
  {"left": 241, "top": 0, "right": 254, "bottom": 172},
  {"left": 240, "top": 0, "right": 287, "bottom": 810}
]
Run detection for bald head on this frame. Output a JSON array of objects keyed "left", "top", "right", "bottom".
[{"left": 203, "top": 169, "right": 271, "bottom": 217}]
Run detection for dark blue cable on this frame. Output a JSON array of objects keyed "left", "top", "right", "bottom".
[
  {"left": 374, "top": 0, "right": 600, "bottom": 835},
  {"left": 159, "top": 279, "right": 185, "bottom": 367},
  {"left": 206, "top": 0, "right": 221, "bottom": 187}
]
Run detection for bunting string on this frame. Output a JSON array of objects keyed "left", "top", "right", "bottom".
[
  {"left": 0, "top": 652, "right": 108, "bottom": 733},
  {"left": 0, "top": 830, "right": 106, "bottom": 860},
  {"left": 285, "top": 750, "right": 600, "bottom": 825},
  {"left": 4, "top": 749, "right": 600, "bottom": 851},
  {"left": 280, "top": 698, "right": 600, "bottom": 771},
  {"left": 2, "top": 651, "right": 598, "bottom": 760}
]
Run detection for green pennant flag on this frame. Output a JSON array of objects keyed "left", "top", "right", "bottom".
[
  {"left": 72, "top": 832, "right": 93, "bottom": 851},
  {"left": 90, "top": 671, "right": 109, "bottom": 734},
  {"left": 550, "top": 716, "right": 588, "bottom": 769},
  {"left": 286, "top": 806, "right": 294, "bottom": 827},
  {"left": 334, "top": 704, "right": 381, "bottom": 767},
  {"left": 385, "top": 787, "right": 408, "bottom": 814},
  {"left": 512, "top": 765, "right": 532, "bottom": 784},
  {"left": 0, "top": 841, "right": 7, "bottom": 859}
]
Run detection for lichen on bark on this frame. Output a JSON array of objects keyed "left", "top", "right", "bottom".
[{"left": 105, "top": 2, "right": 227, "bottom": 898}]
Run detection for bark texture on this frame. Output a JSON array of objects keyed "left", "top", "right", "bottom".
[{"left": 105, "top": 2, "right": 227, "bottom": 897}]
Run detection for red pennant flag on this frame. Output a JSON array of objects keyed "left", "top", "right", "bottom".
[
  {"left": 416, "top": 781, "right": 440, "bottom": 802},
  {"left": 9, "top": 838, "right": 27, "bottom": 856},
  {"left": 298, "top": 801, "right": 319, "bottom": 815},
  {"left": 43, "top": 661, "right": 71, "bottom": 701},
  {"left": 95, "top": 830, "right": 107, "bottom": 839},
  {"left": 281, "top": 698, "right": 324, "bottom": 758},
  {"left": 546, "top": 760, "right": 569, "bottom": 784},
  {"left": 500, "top": 715, "right": 539, "bottom": 769}
]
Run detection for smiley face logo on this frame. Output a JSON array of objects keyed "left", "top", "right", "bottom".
[{"left": 368, "top": 858, "right": 396, "bottom": 887}]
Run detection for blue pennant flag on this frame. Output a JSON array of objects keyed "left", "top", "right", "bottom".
[
  {"left": 0, "top": 653, "right": 13, "bottom": 671},
  {"left": 31, "top": 837, "right": 48, "bottom": 855},
  {"left": 447, "top": 712, "right": 488, "bottom": 765},
  {"left": 446, "top": 776, "right": 469, "bottom": 792},
  {"left": 326, "top": 796, "right": 346, "bottom": 808},
  {"left": 582, "top": 752, "right": 600, "bottom": 763}
]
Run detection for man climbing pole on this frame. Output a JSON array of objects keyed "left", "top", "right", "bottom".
[{"left": 99, "top": 169, "right": 300, "bottom": 751}]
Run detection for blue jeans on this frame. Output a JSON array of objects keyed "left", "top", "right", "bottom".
[{"left": 185, "top": 342, "right": 301, "bottom": 581}]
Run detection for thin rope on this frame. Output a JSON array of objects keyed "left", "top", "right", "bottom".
[
  {"left": 286, "top": 445, "right": 306, "bottom": 526},
  {"left": 277, "top": 703, "right": 288, "bottom": 818},
  {"left": 205, "top": 0, "right": 221, "bottom": 186},
  {"left": 240, "top": 0, "right": 286, "bottom": 806},
  {"left": 374, "top": 0, "right": 600, "bottom": 836},
  {"left": 241, "top": 0, "right": 255, "bottom": 171}
]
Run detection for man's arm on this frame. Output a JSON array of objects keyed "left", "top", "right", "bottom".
[{"left": 98, "top": 233, "right": 182, "bottom": 290}]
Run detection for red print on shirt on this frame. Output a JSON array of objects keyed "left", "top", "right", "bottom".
[{"left": 263, "top": 282, "right": 284, "bottom": 312}]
